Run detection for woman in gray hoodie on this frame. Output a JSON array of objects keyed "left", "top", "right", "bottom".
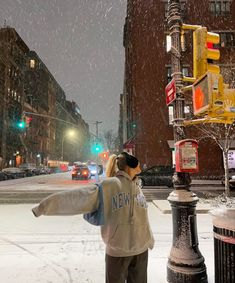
[{"left": 32, "top": 152, "right": 154, "bottom": 283}]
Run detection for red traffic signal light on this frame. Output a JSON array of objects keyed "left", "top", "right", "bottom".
[
  {"left": 99, "top": 151, "right": 109, "bottom": 160},
  {"left": 25, "top": 116, "right": 32, "bottom": 127}
]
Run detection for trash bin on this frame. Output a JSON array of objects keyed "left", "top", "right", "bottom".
[{"left": 211, "top": 208, "right": 235, "bottom": 283}]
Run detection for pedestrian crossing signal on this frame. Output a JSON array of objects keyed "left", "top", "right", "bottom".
[{"left": 193, "top": 74, "right": 210, "bottom": 115}]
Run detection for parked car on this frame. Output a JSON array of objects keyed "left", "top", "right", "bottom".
[
  {"left": 19, "top": 163, "right": 37, "bottom": 177},
  {"left": 38, "top": 166, "right": 51, "bottom": 175},
  {"left": 72, "top": 164, "right": 91, "bottom": 180},
  {"left": 0, "top": 171, "right": 8, "bottom": 181},
  {"left": 2, "top": 167, "right": 26, "bottom": 179},
  {"left": 221, "top": 169, "right": 235, "bottom": 189},
  {"left": 138, "top": 165, "right": 174, "bottom": 187}
]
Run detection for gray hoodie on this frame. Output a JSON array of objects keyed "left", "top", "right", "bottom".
[{"left": 32, "top": 170, "right": 154, "bottom": 257}]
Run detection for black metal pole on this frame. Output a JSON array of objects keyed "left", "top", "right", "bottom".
[{"left": 167, "top": 1, "right": 208, "bottom": 282}]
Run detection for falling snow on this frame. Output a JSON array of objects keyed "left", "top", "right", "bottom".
[{"left": 0, "top": 0, "right": 127, "bottom": 132}]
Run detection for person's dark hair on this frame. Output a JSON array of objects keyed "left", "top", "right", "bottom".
[
  {"left": 117, "top": 152, "right": 139, "bottom": 170},
  {"left": 106, "top": 152, "right": 139, "bottom": 177}
]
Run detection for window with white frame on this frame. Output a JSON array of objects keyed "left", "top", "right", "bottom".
[
  {"left": 182, "top": 67, "right": 189, "bottom": 77},
  {"left": 166, "top": 66, "right": 190, "bottom": 83},
  {"left": 209, "top": 1, "right": 232, "bottom": 15},
  {"left": 166, "top": 66, "right": 172, "bottom": 84},
  {"left": 166, "top": 35, "right": 171, "bottom": 52},
  {"left": 168, "top": 105, "right": 191, "bottom": 125},
  {"left": 168, "top": 106, "right": 174, "bottom": 125}
]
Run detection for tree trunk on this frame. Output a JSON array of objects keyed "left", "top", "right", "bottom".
[{"left": 223, "top": 149, "right": 230, "bottom": 197}]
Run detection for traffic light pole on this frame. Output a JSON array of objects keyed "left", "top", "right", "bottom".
[
  {"left": 167, "top": 1, "right": 207, "bottom": 283},
  {"left": 95, "top": 121, "right": 102, "bottom": 181}
]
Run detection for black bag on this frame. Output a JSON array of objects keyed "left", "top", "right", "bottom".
[{"left": 83, "top": 183, "right": 104, "bottom": 226}]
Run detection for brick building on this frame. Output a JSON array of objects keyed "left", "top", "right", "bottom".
[
  {"left": 0, "top": 27, "right": 89, "bottom": 168},
  {"left": 120, "top": 0, "right": 235, "bottom": 177}
]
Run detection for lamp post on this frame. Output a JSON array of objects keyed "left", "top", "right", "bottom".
[
  {"left": 61, "top": 130, "right": 75, "bottom": 161},
  {"left": 167, "top": 1, "right": 207, "bottom": 283}
]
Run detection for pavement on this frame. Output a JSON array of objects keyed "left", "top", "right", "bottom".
[
  {"left": 0, "top": 202, "right": 216, "bottom": 283},
  {"left": 0, "top": 174, "right": 234, "bottom": 282}
]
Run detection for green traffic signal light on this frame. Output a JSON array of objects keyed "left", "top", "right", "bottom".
[
  {"left": 17, "top": 120, "right": 26, "bottom": 129},
  {"left": 95, "top": 145, "right": 101, "bottom": 152},
  {"left": 91, "top": 143, "right": 103, "bottom": 154}
]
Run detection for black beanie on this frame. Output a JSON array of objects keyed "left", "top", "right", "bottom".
[{"left": 121, "top": 152, "right": 139, "bottom": 169}]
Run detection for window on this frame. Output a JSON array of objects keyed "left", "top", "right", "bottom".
[
  {"left": 166, "top": 66, "right": 190, "bottom": 83},
  {"left": 29, "top": 59, "right": 36, "bottom": 68},
  {"left": 166, "top": 35, "right": 171, "bottom": 52},
  {"left": 168, "top": 105, "right": 191, "bottom": 125},
  {"left": 182, "top": 67, "right": 189, "bottom": 77},
  {"left": 166, "top": 66, "right": 172, "bottom": 84},
  {"left": 220, "top": 32, "right": 235, "bottom": 47},
  {"left": 168, "top": 106, "right": 174, "bottom": 125},
  {"left": 209, "top": 1, "right": 232, "bottom": 15}
]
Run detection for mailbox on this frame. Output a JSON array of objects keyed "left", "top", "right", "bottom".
[{"left": 175, "top": 139, "right": 199, "bottom": 173}]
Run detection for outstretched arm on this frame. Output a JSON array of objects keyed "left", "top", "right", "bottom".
[{"left": 32, "top": 185, "right": 99, "bottom": 217}]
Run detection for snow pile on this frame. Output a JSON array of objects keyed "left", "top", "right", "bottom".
[{"left": 210, "top": 199, "right": 235, "bottom": 231}]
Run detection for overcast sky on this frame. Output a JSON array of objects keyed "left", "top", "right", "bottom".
[{"left": 0, "top": 0, "right": 127, "bottom": 135}]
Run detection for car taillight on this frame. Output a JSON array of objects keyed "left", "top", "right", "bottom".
[{"left": 83, "top": 170, "right": 88, "bottom": 175}]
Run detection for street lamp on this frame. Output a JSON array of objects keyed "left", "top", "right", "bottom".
[{"left": 61, "top": 130, "right": 75, "bottom": 161}]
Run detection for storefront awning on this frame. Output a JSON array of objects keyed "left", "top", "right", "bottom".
[{"left": 123, "top": 138, "right": 135, "bottom": 149}]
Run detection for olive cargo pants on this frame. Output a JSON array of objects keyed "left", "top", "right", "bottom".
[{"left": 105, "top": 250, "right": 148, "bottom": 283}]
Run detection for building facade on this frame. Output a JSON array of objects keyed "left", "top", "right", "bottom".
[
  {"left": 120, "top": 0, "right": 235, "bottom": 177},
  {"left": 0, "top": 27, "right": 90, "bottom": 168}
]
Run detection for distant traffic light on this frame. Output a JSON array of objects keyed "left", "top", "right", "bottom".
[
  {"left": 99, "top": 151, "right": 109, "bottom": 160},
  {"left": 91, "top": 143, "right": 103, "bottom": 154},
  {"left": 193, "top": 27, "right": 220, "bottom": 79},
  {"left": 25, "top": 116, "right": 32, "bottom": 127},
  {"left": 95, "top": 144, "right": 101, "bottom": 152},
  {"left": 17, "top": 121, "right": 26, "bottom": 129},
  {"left": 16, "top": 115, "right": 26, "bottom": 130}
]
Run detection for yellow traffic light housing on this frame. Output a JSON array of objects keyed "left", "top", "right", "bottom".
[
  {"left": 192, "top": 72, "right": 224, "bottom": 116},
  {"left": 223, "top": 88, "right": 235, "bottom": 118},
  {"left": 193, "top": 27, "right": 220, "bottom": 79},
  {"left": 192, "top": 71, "right": 235, "bottom": 122}
]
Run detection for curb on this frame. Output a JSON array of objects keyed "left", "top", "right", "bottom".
[{"left": 152, "top": 200, "right": 211, "bottom": 214}]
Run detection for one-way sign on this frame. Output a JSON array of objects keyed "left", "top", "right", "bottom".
[{"left": 165, "top": 79, "right": 176, "bottom": 105}]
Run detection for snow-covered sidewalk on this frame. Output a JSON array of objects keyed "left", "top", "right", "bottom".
[{"left": 0, "top": 203, "right": 214, "bottom": 283}]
